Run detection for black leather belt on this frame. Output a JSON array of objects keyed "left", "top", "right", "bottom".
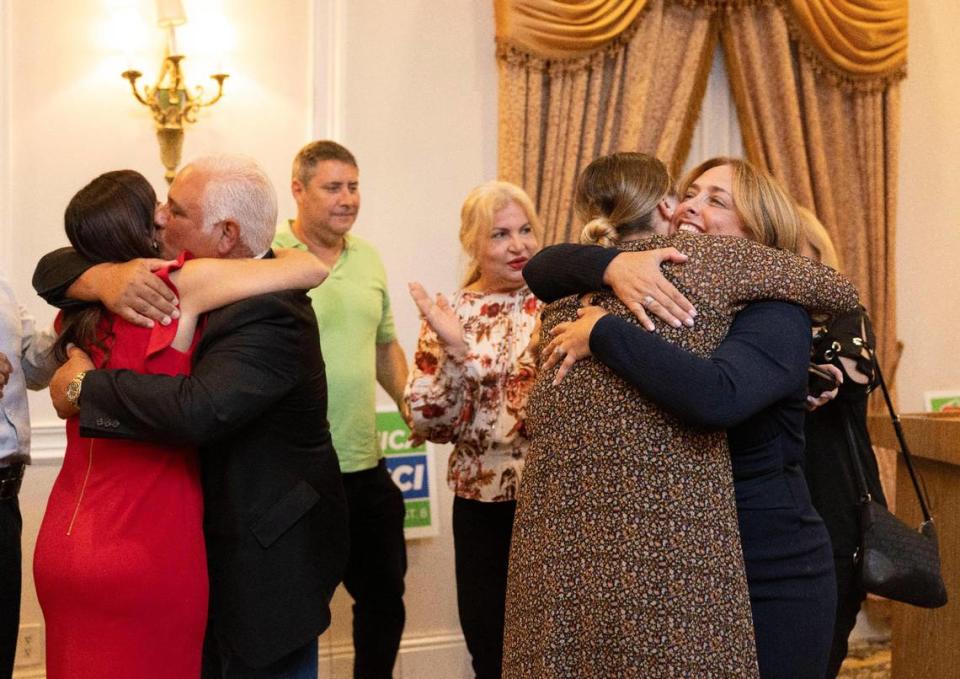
[{"left": 0, "top": 463, "right": 25, "bottom": 500}]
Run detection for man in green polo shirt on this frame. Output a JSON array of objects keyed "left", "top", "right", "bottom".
[{"left": 273, "top": 140, "right": 409, "bottom": 679}]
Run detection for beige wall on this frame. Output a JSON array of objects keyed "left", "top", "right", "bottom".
[
  {"left": 324, "top": 0, "right": 497, "bottom": 675},
  {"left": 895, "top": 2, "right": 960, "bottom": 413},
  {"left": 2, "top": 0, "right": 956, "bottom": 677}
]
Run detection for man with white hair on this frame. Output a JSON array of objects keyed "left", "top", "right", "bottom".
[{"left": 36, "top": 155, "right": 349, "bottom": 678}]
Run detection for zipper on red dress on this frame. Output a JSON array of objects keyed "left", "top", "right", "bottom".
[{"left": 66, "top": 440, "right": 94, "bottom": 536}]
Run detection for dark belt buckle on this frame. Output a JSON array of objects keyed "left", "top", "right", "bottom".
[{"left": 0, "top": 464, "right": 25, "bottom": 500}]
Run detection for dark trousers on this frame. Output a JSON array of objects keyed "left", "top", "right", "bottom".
[
  {"left": 452, "top": 496, "right": 516, "bottom": 679},
  {"left": 825, "top": 556, "right": 866, "bottom": 678},
  {"left": 341, "top": 460, "right": 407, "bottom": 679},
  {"left": 0, "top": 498, "right": 22, "bottom": 678},
  {"left": 202, "top": 629, "right": 318, "bottom": 678}
]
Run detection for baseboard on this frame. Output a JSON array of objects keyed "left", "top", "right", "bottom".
[
  {"left": 318, "top": 630, "right": 466, "bottom": 659},
  {"left": 13, "top": 631, "right": 471, "bottom": 679}
]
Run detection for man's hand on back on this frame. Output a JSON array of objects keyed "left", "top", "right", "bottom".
[{"left": 70, "top": 259, "right": 179, "bottom": 328}]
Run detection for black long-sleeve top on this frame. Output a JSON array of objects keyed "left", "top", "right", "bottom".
[{"left": 32, "top": 247, "right": 93, "bottom": 310}]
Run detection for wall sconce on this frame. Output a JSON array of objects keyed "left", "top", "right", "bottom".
[{"left": 121, "top": 0, "right": 228, "bottom": 183}]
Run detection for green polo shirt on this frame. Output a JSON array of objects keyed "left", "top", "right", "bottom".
[{"left": 274, "top": 225, "right": 397, "bottom": 472}]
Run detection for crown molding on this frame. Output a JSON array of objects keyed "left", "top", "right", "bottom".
[{"left": 310, "top": 0, "right": 345, "bottom": 141}]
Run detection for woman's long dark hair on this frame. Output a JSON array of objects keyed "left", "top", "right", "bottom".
[{"left": 54, "top": 170, "right": 160, "bottom": 361}]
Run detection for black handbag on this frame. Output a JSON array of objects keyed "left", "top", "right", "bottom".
[{"left": 844, "top": 346, "right": 948, "bottom": 609}]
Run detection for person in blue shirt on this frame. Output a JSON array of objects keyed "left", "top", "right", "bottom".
[{"left": 0, "top": 276, "right": 57, "bottom": 676}]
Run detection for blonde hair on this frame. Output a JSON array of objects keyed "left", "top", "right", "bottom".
[
  {"left": 459, "top": 181, "right": 543, "bottom": 287},
  {"left": 580, "top": 216, "right": 618, "bottom": 248},
  {"left": 576, "top": 152, "right": 674, "bottom": 248},
  {"left": 798, "top": 206, "right": 843, "bottom": 270},
  {"left": 678, "top": 157, "right": 801, "bottom": 253}
]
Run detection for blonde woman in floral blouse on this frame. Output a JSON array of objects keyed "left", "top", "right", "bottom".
[{"left": 404, "top": 181, "right": 542, "bottom": 679}]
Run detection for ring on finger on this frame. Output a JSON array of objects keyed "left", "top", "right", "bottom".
[{"left": 642, "top": 295, "right": 655, "bottom": 308}]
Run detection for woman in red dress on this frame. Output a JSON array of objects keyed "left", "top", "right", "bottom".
[{"left": 33, "top": 170, "right": 327, "bottom": 678}]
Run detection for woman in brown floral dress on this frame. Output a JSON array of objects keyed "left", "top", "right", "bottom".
[
  {"left": 502, "top": 154, "right": 859, "bottom": 678},
  {"left": 404, "top": 181, "right": 543, "bottom": 679}
]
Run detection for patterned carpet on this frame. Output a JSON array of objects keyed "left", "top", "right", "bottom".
[{"left": 838, "top": 641, "right": 891, "bottom": 678}]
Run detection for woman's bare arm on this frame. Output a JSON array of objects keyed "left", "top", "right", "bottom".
[{"left": 171, "top": 248, "right": 328, "bottom": 316}]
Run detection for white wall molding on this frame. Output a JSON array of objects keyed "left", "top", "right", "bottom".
[
  {"left": 310, "top": 0, "right": 345, "bottom": 141},
  {"left": 27, "top": 423, "right": 66, "bottom": 465}
]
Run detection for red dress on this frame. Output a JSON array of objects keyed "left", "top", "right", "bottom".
[{"left": 34, "top": 258, "right": 208, "bottom": 678}]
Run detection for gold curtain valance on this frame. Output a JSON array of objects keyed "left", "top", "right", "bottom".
[
  {"left": 494, "top": 0, "right": 650, "bottom": 59},
  {"left": 783, "top": 0, "right": 907, "bottom": 82},
  {"left": 496, "top": 0, "right": 907, "bottom": 83}
]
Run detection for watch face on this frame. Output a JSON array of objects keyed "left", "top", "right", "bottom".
[{"left": 67, "top": 373, "right": 84, "bottom": 405}]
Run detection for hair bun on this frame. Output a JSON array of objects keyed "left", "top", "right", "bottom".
[{"left": 579, "top": 216, "right": 618, "bottom": 247}]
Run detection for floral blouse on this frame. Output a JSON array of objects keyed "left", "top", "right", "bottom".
[{"left": 404, "top": 286, "right": 542, "bottom": 502}]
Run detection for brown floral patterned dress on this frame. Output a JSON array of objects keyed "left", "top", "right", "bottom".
[{"left": 503, "top": 234, "right": 860, "bottom": 678}]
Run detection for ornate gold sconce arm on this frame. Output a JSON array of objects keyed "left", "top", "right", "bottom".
[
  {"left": 122, "top": 54, "right": 228, "bottom": 184},
  {"left": 121, "top": 69, "right": 150, "bottom": 106}
]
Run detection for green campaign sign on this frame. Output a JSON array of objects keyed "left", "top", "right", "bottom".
[{"left": 925, "top": 390, "right": 960, "bottom": 414}]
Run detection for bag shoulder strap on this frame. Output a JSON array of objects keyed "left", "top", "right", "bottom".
[
  {"left": 869, "top": 339, "right": 935, "bottom": 524},
  {"left": 843, "top": 416, "right": 872, "bottom": 502}
]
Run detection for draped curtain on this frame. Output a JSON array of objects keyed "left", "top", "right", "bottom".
[
  {"left": 495, "top": 0, "right": 905, "bottom": 383},
  {"left": 720, "top": 2, "right": 901, "bottom": 407},
  {"left": 497, "top": 0, "right": 718, "bottom": 243}
]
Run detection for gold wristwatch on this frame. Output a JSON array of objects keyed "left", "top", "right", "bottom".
[{"left": 65, "top": 371, "right": 87, "bottom": 407}]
